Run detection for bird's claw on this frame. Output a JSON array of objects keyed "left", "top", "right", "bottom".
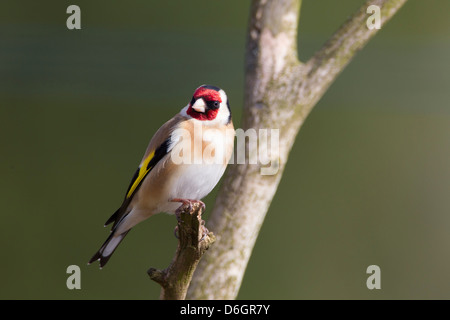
[{"left": 170, "top": 198, "right": 205, "bottom": 212}]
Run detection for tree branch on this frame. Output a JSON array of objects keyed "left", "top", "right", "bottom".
[
  {"left": 187, "top": 0, "right": 304, "bottom": 300},
  {"left": 148, "top": 202, "right": 215, "bottom": 300},
  {"left": 187, "top": 0, "right": 408, "bottom": 300},
  {"left": 301, "top": 0, "right": 409, "bottom": 115}
]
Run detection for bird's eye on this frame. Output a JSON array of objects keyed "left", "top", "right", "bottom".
[{"left": 207, "top": 100, "right": 220, "bottom": 110}]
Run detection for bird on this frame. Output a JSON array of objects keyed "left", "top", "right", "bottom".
[{"left": 88, "top": 85, "right": 234, "bottom": 268}]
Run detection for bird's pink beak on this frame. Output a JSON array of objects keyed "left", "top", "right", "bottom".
[{"left": 192, "top": 98, "right": 206, "bottom": 113}]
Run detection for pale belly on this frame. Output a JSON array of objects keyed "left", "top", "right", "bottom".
[{"left": 156, "top": 162, "right": 226, "bottom": 214}]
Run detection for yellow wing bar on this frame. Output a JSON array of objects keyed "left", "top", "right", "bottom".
[{"left": 126, "top": 150, "right": 155, "bottom": 199}]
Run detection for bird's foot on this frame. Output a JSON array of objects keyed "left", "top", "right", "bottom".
[{"left": 170, "top": 198, "right": 206, "bottom": 212}]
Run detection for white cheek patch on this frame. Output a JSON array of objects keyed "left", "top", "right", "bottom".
[{"left": 199, "top": 89, "right": 230, "bottom": 126}]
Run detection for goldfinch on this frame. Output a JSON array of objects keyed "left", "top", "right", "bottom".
[{"left": 88, "top": 85, "right": 234, "bottom": 268}]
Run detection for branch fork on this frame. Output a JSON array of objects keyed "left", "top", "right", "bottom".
[{"left": 186, "top": 0, "right": 408, "bottom": 300}]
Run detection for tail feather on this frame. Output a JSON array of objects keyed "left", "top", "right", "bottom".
[
  {"left": 104, "top": 207, "right": 124, "bottom": 228},
  {"left": 88, "top": 230, "right": 130, "bottom": 268}
]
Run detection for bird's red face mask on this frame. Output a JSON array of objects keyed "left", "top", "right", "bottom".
[{"left": 187, "top": 87, "right": 222, "bottom": 121}]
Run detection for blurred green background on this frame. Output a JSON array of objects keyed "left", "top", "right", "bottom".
[{"left": 1, "top": 0, "right": 449, "bottom": 299}]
